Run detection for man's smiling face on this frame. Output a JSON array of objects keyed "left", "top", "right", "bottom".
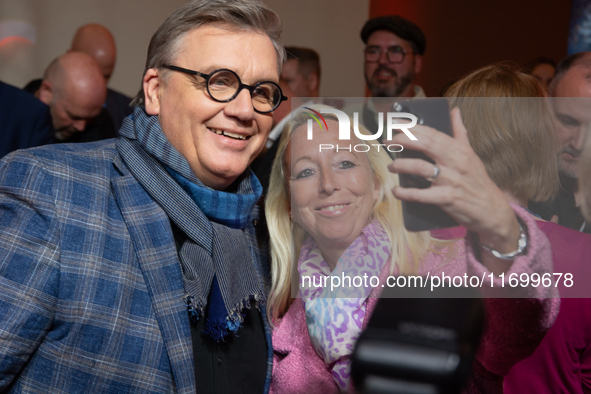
[{"left": 144, "top": 24, "right": 278, "bottom": 190}]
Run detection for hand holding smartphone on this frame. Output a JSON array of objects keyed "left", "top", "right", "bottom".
[{"left": 389, "top": 98, "right": 458, "bottom": 232}]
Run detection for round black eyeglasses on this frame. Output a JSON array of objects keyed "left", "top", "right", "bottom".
[
  {"left": 162, "top": 64, "right": 287, "bottom": 113},
  {"left": 364, "top": 45, "right": 408, "bottom": 64}
]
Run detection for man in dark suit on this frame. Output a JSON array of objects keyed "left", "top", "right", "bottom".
[
  {"left": 0, "top": 80, "right": 54, "bottom": 158},
  {"left": 70, "top": 23, "right": 133, "bottom": 131}
]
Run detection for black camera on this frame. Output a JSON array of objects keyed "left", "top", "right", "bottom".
[{"left": 351, "top": 281, "right": 484, "bottom": 394}]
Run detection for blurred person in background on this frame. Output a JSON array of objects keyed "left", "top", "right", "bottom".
[
  {"left": 281, "top": 46, "right": 320, "bottom": 98},
  {"left": 361, "top": 15, "right": 425, "bottom": 100},
  {"left": 252, "top": 79, "right": 299, "bottom": 192},
  {"left": 26, "top": 51, "right": 112, "bottom": 142},
  {"left": 253, "top": 46, "right": 321, "bottom": 192},
  {"left": 529, "top": 52, "right": 591, "bottom": 234},
  {"left": 69, "top": 23, "right": 133, "bottom": 131},
  {"left": 522, "top": 57, "right": 556, "bottom": 94},
  {"left": 344, "top": 15, "right": 426, "bottom": 134}
]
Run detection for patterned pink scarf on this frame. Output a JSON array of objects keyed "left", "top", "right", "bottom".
[{"left": 299, "top": 221, "right": 390, "bottom": 390}]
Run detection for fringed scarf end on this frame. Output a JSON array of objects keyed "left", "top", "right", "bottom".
[
  {"left": 185, "top": 295, "right": 204, "bottom": 324},
  {"left": 201, "top": 293, "right": 266, "bottom": 342}
]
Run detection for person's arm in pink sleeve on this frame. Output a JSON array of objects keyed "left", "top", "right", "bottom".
[{"left": 465, "top": 204, "right": 559, "bottom": 377}]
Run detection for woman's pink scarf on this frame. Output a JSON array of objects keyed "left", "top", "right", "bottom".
[{"left": 299, "top": 221, "right": 390, "bottom": 390}]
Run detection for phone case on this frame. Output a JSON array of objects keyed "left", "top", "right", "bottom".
[{"left": 390, "top": 98, "right": 459, "bottom": 232}]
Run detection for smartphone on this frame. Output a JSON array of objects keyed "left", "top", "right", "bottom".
[{"left": 390, "top": 98, "right": 458, "bottom": 232}]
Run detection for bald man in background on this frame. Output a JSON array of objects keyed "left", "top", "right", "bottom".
[
  {"left": 529, "top": 52, "right": 591, "bottom": 234},
  {"left": 70, "top": 23, "right": 133, "bottom": 131},
  {"left": 25, "top": 52, "right": 114, "bottom": 142}
]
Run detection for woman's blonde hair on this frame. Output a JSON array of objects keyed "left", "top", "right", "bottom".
[
  {"left": 444, "top": 62, "right": 560, "bottom": 202},
  {"left": 265, "top": 106, "right": 434, "bottom": 322}
]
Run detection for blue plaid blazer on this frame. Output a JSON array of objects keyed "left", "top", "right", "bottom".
[{"left": 0, "top": 140, "right": 273, "bottom": 393}]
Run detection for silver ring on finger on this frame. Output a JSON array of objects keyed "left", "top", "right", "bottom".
[{"left": 428, "top": 165, "right": 440, "bottom": 181}]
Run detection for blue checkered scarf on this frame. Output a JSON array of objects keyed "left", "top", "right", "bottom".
[
  {"left": 117, "top": 107, "right": 264, "bottom": 341},
  {"left": 167, "top": 168, "right": 262, "bottom": 229}
]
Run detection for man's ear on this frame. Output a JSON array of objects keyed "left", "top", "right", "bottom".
[
  {"left": 143, "top": 68, "right": 161, "bottom": 115},
  {"left": 413, "top": 54, "right": 423, "bottom": 75},
  {"left": 37, "top": 80, "right": 53, "bottom": 105},
  {"left": 307, "top": 73, "right": 319, "bottom": 95}
]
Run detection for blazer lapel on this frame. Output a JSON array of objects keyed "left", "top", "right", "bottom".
[{"left": 112, "top": 169, "right": 195, "bottom": 394}]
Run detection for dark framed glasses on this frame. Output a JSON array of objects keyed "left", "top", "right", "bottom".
[
  {"left": 162, "top": 64, "right": 287, "bottom": 113},
  {"left": 364, "top": 45, "right": 408, "bottom": 64}
]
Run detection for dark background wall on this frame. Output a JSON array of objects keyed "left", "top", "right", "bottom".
[{"left": 370, "top": 0, "right": 573, "bottom": 96}]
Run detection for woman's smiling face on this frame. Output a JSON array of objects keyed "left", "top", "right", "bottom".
[{"left": 287, "top": 120, "right": 380, "bottom": 256}]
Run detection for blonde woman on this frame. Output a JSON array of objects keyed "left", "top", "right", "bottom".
[{"left": 266, "top": 105, "right": 558, "bottom": 393}]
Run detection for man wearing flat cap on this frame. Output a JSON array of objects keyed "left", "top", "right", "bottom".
[
  {"left": 362, "top": 15, "right": 426, "bottom": 99},
  {"left": 346, "top": 15, "right": 427, "bottom": 131}
]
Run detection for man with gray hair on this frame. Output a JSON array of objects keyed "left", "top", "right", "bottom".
[
  {"left": 530, "top": 52, "right": 591, "bottom": 234},
  {"left": 0, "top": 1, "right": 286, "bottom": 392}
]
